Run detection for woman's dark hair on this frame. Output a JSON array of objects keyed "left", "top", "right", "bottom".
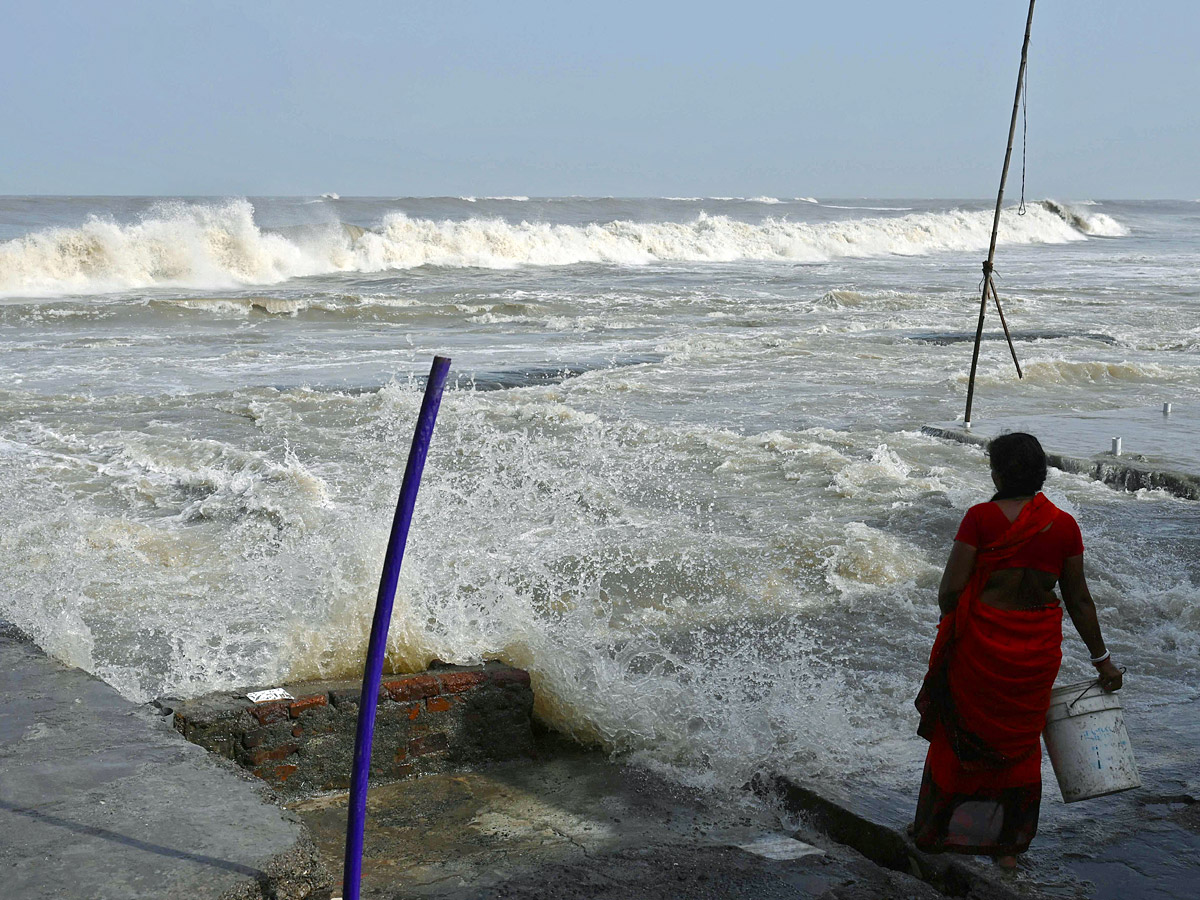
[{"left": 987, "top": 432, "right": 1047, "bottom": 500}]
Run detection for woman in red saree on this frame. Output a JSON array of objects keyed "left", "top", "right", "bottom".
[{"left": 914, "top": 433, "right": 1124, "bottom": 868}]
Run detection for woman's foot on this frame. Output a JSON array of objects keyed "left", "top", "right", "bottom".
[{"left": 993, "top": 854, "right": 1018, "bottom": 870}]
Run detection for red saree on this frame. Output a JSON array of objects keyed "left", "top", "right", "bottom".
[{"left": 913, "top": 493, "right": 1064, "bottom": 855}]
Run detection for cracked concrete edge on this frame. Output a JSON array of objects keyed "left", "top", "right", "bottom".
[
  {"left": 217, "top": 831, "right": 335, "bottom": 900},
  {"left": 205, "top": 771, "right": 337, "bottom": 900},
  {"left": 761, "top": 775, "right": 1032, "bottom": 900}
]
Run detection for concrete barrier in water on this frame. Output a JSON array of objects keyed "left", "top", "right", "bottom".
[
  {"left": 756, "top": 774, "right": 1025, "bottom": 900},
  {"left": 922, "top": 423, "right": 1200, "bottom": 500}
]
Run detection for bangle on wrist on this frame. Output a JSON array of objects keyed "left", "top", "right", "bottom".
[{"left": 1090, "top": 649, "right": 1110, "bottom": 665}]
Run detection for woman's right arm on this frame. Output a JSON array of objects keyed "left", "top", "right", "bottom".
[{"left": 1060, "top": 554, "right": 1124, "bottom": 692}]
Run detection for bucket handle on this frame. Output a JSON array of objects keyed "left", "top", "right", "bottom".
[{"left": 1067, "top": 667, "right": 1127, "bottom": 710}]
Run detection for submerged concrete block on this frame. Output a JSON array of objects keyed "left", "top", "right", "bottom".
[{"left": 922, "top": 423, "right": 1200, "bottom": 500}]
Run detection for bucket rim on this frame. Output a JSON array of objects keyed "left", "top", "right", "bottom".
[
  {"left": 1047, "top": 679, "right": 1123, "bottom": 716},
  {"left": 1049, "top": 678, "right": 1103, "bottom": 698}
]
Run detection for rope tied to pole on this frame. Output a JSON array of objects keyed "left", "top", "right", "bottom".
[{"left": 1018, "top": 54, "right": 1029, "bottom": 216}]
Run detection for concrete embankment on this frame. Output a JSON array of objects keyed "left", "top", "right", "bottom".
[
  {"left": 3, "top": 621, "right": 1033, "bottom": 899},
  {"left": 0, "top": 622, "right": 332, "bottom": 900}
]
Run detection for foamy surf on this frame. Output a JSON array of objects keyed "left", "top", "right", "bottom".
[
  {"left": 1, "top": 195, "right": 1197, "bottom": 822},
  {"left": 0, "top": 199, "right": 1125, "bottom": 297}
]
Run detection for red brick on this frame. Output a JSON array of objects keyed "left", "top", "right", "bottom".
[
  {"left": 394, "top": 746, "right": 408, "bottom": 762},
  {"left": 426, "top": 696, "right": 452, "bottom": 713},
  {"left": 274, "top": 764, "right": 298, "bottom": 783},
  {"left": 438, "top": 671, "right": 487, "bottom": 694},
  {"left": 408, "top": 733, "right": 449, "bottom": 756},
  {"left": 406, "top": 703, "right": 421, "bottom": 721},
  {"left": 391, "top": 763, "right": 414, "bottom": 779},
  {"left": 249, "top": 701, "right": 290, "bottom": 725},
  {"left": 289, "top": 694, "right": 328, "bottom": 718},
  {"left": 291, "top": 724, "right": 304, "bottom": 738},
  {"left": 247, "top": 743, "right": 300, "bottom": 765},
  {"left": 383, "top": 674, "right": 441, "bottom": 703},
  {"left": 489, "top": 669, "right": 532, "bottom": 688},
  {"left": 251, "top": 763, "right": 298, "bottom": 784}
]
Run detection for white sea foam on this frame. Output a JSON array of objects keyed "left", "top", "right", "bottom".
[
  {"left": 0, "top": 193, "right": 1195, "bottom": 840},
  {"left": 965, "top": 358, "right": 1178, "bottom": 387},
  {"left": 825, "top": 205, "right": 915, "bottom": 211},
  {"left": 0, "top": 200, "right": 333, "bottom": 296},
  {"left": 0, "top": 200, "right": 1127, "bottom": 297}
]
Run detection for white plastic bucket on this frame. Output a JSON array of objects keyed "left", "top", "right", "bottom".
[{"left": 1043, "top": 679, "right": 1140, "bottom": 803}]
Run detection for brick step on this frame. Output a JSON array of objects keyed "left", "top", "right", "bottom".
[{"left": 158, "top": 662, "right": 534, "bottom": 798}]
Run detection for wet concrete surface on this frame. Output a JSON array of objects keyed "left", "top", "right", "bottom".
[
  {"left": 292, "top": 744, "right": 961, "bottom": 900},
  {"left": 1031, "top": 696, "right": 1200, "bottom": 900},
  {"left": 783, "top": 689, "right": 1200, "bottom": 900},
  {"left": 0, "top": 623, "right": 331, "bottom": 900},
  {"left": 777, "top": 770, "right": 1200, "bottom": 900}
]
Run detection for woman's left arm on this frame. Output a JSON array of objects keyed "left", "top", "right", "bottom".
[{"left": 938, "top": 541, "right": 977, "bottom": 616}]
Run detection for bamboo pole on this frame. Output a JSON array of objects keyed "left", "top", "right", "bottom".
[
  {"left": 988, "top": 275, "right": 1023, "bottom": 378},
  {"left": 963, "top": 0, "right": 1036, "bottom": 429}
]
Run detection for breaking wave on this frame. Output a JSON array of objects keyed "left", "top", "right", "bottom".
[
  {"left": 0, "top": 198, "right": 1127, "bottom": 297},
  {"left": 1039, "top": 199, "right": 1128, "bottom": 236}
]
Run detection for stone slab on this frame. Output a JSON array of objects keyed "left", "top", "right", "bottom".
[
  {"left": 0, "top": 623, "right": 333, "bottom": 900},
  {"left": 291, "top": 745, "right": 948, "bottom": 900}
]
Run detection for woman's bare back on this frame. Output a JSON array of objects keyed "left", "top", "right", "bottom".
[
  {"left": 979, "top": 566, "right": 1060, "bottom": 610},
  {"left": 977, "top": 497, "right": 1061, "bottom": 610}
]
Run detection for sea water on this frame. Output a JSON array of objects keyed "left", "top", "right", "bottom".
[{"left": 2, "top": 196, "right": 1198, "bottom": 890}]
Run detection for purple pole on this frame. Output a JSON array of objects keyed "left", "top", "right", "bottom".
[{"left": 342, "top": 355, "right": 450, "bottom": 900}]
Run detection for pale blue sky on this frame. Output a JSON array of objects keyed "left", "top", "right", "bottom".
[{"left": 2, "top": 1, "right": 1195, "bottom": 197}]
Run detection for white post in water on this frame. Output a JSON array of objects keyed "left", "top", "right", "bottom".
[
  {"left": 1112, "top": 437, "right": 1122, "bottom": 456},
  {"left": 1163, "top": 402, "right": 1173, "bottom": 416}
]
